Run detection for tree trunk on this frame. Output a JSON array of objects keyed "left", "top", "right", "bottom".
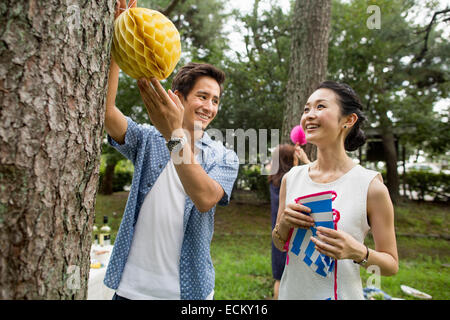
[
  {"left": 0, "top": 0, "right": 114, "bottom": 299},
  {"left": 282, "top": 0, "right": 331, "bottom": 162},
  {"left": 381, "top": 130, "right": 400, "bottom": 204}
]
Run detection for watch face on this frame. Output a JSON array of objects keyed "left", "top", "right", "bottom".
[{"left": 167, "top": 140, "right": 179, "bottom": 152}]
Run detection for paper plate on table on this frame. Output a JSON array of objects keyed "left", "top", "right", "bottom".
[{"left": 400, "top": 285, "right": 432, "bottom": 299}]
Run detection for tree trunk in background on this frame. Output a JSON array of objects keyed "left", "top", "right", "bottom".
[
  {"left": 100, "top": 157, "right": 119, "bottom": 195},
  {"left": 0, "top": 1, "right": 114, "bottom": 299},
  {"left": 100, "top": 161, "right": 117, "bottom": 195},
  {"left": 381, "top": 130, "right": 400, "bottom": 204},
  {"left": 282, "top": 0, "right": 331, "bottom": 161}
]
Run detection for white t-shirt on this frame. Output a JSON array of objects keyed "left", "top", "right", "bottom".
[{"left": 116, "top": 159, "right": 210, "bottom": 299}]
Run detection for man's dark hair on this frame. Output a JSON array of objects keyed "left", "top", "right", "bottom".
[{"left": 171, "top": 62, "right": 225, "bottom": 99}]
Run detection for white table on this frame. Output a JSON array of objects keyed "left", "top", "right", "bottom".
[{"left": 87, "top": 244, "right": 115, "bottom": 300}]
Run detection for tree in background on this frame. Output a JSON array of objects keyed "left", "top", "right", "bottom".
[
  {"left": 327, "top": 0, "right": 449, "bottom": 202},
  {"left": 212, "top": 0, "right": 292, "bottom": 141},
  {"left": 282, "top": 0, "right": 332, "bottom": 161},
  {"left": 214, "top": 0, "right": 447, "bottom": 203},
  {"left": 140, "top": 0, "right": 231, "bottom": 64},
  {"left": 0, "top": 1, "right": 115, "bottom": 298}
]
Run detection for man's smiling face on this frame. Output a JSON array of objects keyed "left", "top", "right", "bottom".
[{"left": 176, "top": 76, "right": 221, "bottom": 133}]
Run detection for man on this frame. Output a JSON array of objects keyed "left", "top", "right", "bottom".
[{"left": 103, "top": 1, "right": 239, "bottom": 300}]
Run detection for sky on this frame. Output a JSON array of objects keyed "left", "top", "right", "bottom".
[{"left": 223, "top": 0, "right": 291, "bottom": 56}]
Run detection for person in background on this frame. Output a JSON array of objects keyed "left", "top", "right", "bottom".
[{"left": 267, "top": 144, "right": 310, "bottom": 299}]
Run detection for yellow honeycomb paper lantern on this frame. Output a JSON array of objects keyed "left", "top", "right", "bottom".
[{"left": 111, "top": 8, "right": 181, "bottom": 80}]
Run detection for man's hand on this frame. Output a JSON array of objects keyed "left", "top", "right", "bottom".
[{"left": 137, "top": 78, "right": 184, "bottom": 141}]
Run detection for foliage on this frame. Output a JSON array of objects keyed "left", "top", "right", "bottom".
[
  {"left": 140, "top": 0, "right": 231, "bottom": 65},
  {"left": 99, "top": 157, "right": 134, "bottom": 192},
  {"left": 327, "top": 0, "right": 449, "bottom": 159},
  {"left": 381, "top": 169, "right": 449, "bottom": 202},
  {"left": 211, "top": 0, "right": 293, "bottom": 153},
  {"left": 237, "top": 165, "right": 271, "bottom": 202},
  {"left": 404, "top": 171, "right": 449, "bottom": 201}
]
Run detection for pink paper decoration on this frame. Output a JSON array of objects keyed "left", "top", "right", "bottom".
[{"left": 290, "top": 125, "right": 307, "bottom": 145}]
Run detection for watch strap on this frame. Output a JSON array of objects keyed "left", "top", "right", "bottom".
[{"left": 353, "top": 244, "right": 369, "bottom": 266}]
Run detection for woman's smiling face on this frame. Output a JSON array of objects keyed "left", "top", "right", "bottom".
[{"left": 300, "top": 88, "right": 346, "bottom": 146}]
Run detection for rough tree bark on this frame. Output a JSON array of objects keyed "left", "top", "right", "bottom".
[
  {"left": 0, "top": 0, "right": 115, "bottom": 299},
  {"left": 282, "top": 0, "right": 331, "bottom": 161}
]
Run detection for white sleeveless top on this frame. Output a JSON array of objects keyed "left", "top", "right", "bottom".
[{"left": 279, "top": 163, "right": 379, "bottom": 300}]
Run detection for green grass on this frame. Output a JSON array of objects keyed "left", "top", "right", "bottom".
[
  {"left": 94, "top": 192, "right": 450, "bottom": 300},
  {"left": 393, "top": 200, "right": 449, "bottom": 236},
  {"left": 212, "top": 234, "right": 273, "bottom": 300},
  {"left": 211, "top": 202, "right": 274, "bottom": 299},
  {"left": 360, "top": 255, "right": 450, "bottom": 300}
]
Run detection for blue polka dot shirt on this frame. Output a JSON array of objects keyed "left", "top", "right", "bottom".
[{"left": 103, "top": 117, "right": 239, "bottom": 299}]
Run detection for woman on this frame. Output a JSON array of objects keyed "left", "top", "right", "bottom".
[
  {"left": 272, "top": 81, "right": 398, "bottom": 300},
  {"left": 268, "top": 144, "right": 309, "bottom": 300}
]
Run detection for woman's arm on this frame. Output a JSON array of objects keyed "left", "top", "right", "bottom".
[
  {"left": 272, "top": 175, "right": 314, "bottom": 251},
  {"left": 312, "top": 174, "right": 399, "bottom": 276},
  {"left": 365, "top": 175, "right": 399, "bottom": 276},
  {"left": 272, "top": 176, "right": 289, "bottom": 251}
]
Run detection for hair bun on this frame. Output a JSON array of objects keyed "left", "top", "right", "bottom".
[{"left": 345, "top": 128, "right": 366, "bottom": 152}]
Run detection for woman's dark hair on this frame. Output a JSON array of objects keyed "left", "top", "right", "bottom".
[
  {"left": 171, "top": 62, "right": 225, "bottom": 99},
  {"left": 316, "top": 81, "right": 367, "bottom": 151},
  {"left": 268, "top": 144, "right": 296, "bottom": 187}
]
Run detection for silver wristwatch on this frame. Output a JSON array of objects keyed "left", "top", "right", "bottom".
[{"left": 166, "top": 135, "right": 187, "bottom": 153}]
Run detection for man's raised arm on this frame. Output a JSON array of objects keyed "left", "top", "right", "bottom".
[
  {"left": 104, "top": 0, "right": 135, "bottom": 145},
  {"left": 105, "top": 58, "right": 128, "bottom": 145}
]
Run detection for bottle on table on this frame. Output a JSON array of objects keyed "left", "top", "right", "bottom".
[
  {"left": 92, "top": 225, "right": 99, "bottom": 245},
  {"left": 100, "top": 215, "right": 111, "bottom": 247}
]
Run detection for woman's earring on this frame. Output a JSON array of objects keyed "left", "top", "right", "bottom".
[{"left": 344, "top": 125, "right": 347, "bottom": 129}]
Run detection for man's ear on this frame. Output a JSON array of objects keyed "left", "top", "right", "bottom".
[{"left": 173, "top": 90, "right": 183, "bottom": 100}]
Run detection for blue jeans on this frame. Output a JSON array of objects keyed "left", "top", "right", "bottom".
[
  {"left": 112, "top": 292, "right": 214, "bottom": 300},
  {"left": 112, "top": 293, "right": 130, "bottom": 300}
]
